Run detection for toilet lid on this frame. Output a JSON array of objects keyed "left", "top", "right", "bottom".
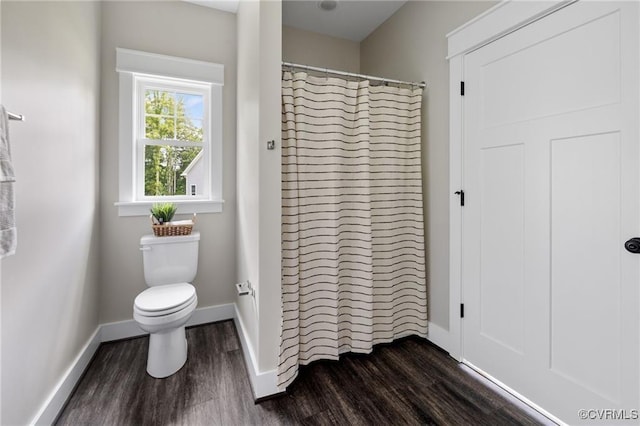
[{"left": 134, "top": 283, "right": 196, "bottom": 314}]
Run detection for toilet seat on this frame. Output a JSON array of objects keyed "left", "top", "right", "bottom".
[
  {"left": 134, "top": 283, "right": 196, "bottom": 317},
  {"left": 134, "top": 296, "right": 197, "bottom": 330}
]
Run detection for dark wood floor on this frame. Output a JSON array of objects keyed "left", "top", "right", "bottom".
[{"left": 56, "top": 320, "right": 551, "bottom": 426}]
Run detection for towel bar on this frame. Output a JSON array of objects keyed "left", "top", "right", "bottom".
[{"left": 8, "top": 112, "right": 24, "bottom": 121}]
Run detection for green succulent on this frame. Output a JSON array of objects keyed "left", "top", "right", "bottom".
[{"left": 150, "top": 203, "right": 177, "bottom": 224}]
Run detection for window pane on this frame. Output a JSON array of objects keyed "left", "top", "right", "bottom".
[
  {"left": 176, "top": 118, "right": 203, "bottom": 142},
  {"left": 144, "top": 145, "right": 203, "bottom": 196},
  {"left": 146, "top": 116, "right": 175, "bottom": 140},
  {"left": 177, "top": 93, "right": 203, "bottom": 119},
  {"left": 145, "top": 90, "right": 175, "bottom": 115}
]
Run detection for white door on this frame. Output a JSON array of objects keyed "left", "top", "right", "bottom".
[{"left": 462, "top": 1, "right": 639, "bottom": 424}]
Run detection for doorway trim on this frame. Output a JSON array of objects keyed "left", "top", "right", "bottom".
[{"left": 446, "top": 0, "right": 577, "bottom": 362}]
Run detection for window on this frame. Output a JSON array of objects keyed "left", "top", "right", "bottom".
[
  {"left": 115, "top": 48, "right": 224, "bottom": 216},
  {"left": 138, "top": 79, "right": 208, "bottom": 198}
]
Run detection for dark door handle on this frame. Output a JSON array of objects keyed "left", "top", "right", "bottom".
[{"left": 625, "top": 238, "right": 640, "bottom": 253}]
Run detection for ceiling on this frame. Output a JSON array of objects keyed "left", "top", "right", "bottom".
[
  {"left": 283, "top": 0, "right": 407, "bottom": 42},
  {"left": 185, "top": 0, "right": 407, "bottom": 43},
  {"left": 184, "top": 0, "right": 239, "bottom": 14}
]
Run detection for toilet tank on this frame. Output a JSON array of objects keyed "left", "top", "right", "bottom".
[{"left": 140, "top": 232, "right": 200, "bottom": 286}]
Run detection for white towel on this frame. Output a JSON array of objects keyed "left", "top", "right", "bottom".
[{"left": 0, "top": 106, "right": 16, "bottom": 258}]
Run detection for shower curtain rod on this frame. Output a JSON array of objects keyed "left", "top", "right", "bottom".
[{"left": 282, "top": 62, "right": 426, "bottom": 89}]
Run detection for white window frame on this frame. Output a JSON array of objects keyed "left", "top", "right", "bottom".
[{"left": 115, "top": 48, "right": 224, "bottom": 216}]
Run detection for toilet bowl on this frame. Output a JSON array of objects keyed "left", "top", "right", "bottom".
[
  {"left": 133, "top": 232, "right": 200, "bottom": 378},
  {"left": 134, "top": 283, "right": 198, "bottom": 378}
]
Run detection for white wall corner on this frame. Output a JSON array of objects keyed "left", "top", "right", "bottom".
[
  {"left": 426, "top": 321, "right": 450, "bottom": 354},
  {"left": 30, "top": 327, "right": 101, "bottom": 426},
  {"left": 233, "top": 305, "right": 281, "bottom": 400}
]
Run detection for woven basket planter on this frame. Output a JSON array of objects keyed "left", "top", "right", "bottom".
[{"left": 150, "top": 214, "right": 196, "bottom": 237}]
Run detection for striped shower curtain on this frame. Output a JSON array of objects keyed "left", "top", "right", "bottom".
[{"left": 278, "top": 71, "right": 427, "bottom": 389}]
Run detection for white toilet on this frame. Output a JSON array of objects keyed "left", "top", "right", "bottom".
[{"left": 133, "top": 232, "right": 200, "bottom": 378}]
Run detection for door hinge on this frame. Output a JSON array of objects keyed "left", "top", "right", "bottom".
[
  {"left": 460, "top": 303, "right": 465, "bottom": 318},
  {"left": 460, "top": 81, "right": 465, "bottom": 96},
  {"left": 455, "top": 190, "right": 465, "bottom": 206}
]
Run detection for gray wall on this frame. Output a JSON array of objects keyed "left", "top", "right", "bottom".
[
  {"left": 99, "top": 1, "right": 238, "bottom": 323},
  {"left": 0, "top": 2, "right": 101, "bottom": 424},
  {"left": 360, "top": 1, "right": 496, "bottom": 329},
  {"left": 283, "top": 25, "right": 360, "bottom": 73}
]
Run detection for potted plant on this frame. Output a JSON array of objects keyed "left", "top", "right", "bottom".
[
  {"left": 150, "top": 202, "right": 177, "bottom": 225},
  {"left": 150, "top": 203, "right": 195, "bottom": 236}
]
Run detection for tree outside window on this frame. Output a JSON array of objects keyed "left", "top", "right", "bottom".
[{"left": 143, "top": 89, "right": 204, "bottom": 196}]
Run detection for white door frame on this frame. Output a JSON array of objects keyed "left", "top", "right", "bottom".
[{"left": 446, "top": 0, "right": 578, "bottom": 361}]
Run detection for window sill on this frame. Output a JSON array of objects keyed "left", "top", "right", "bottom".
[{"left": 115, "top": 199, "right": 224, "bottom": 217}]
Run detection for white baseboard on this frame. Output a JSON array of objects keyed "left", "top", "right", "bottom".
[
  {"left": 30, "top": 327, "right": 101, "bottom": 426},
  {"left": 189, "top": 303, "right": 235, "bottom": 326},
  {"left": 251, "top": 368, "right": 280, "bottom": 400},
  {"left": 463, "top": 361, "right": 562, "bottom": 425},
  {"left": 100, "top": 318, "right": 147, "bottom": 342},
  {"left": 31, "top": 303, "right": 236, "bottom": 425},
  {"left": 100, "top": 303, "right": 235, "bottom": 342},
  {"left": 233, "top": 305, "right": 280, "bottom": 399},
  {"left": 426, "top": 321, "right": 450, "bottom": 353}
]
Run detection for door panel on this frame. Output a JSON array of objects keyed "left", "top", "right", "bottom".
[
  {"left": 462, "top": 1, "right": 639, "bottom": 423},
  {"left": 481, "top": 9, "right": 621, "bottom": 128},
  {"left": 550, "top": 132, "right": 621, "bottom": 405},
  {"left": 480, "top": 144, "right": 525, "bottom": 354}
]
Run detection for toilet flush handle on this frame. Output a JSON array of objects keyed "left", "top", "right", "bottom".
[{"left": 140, "top": 246, "right": 151, "bottom": 251}]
